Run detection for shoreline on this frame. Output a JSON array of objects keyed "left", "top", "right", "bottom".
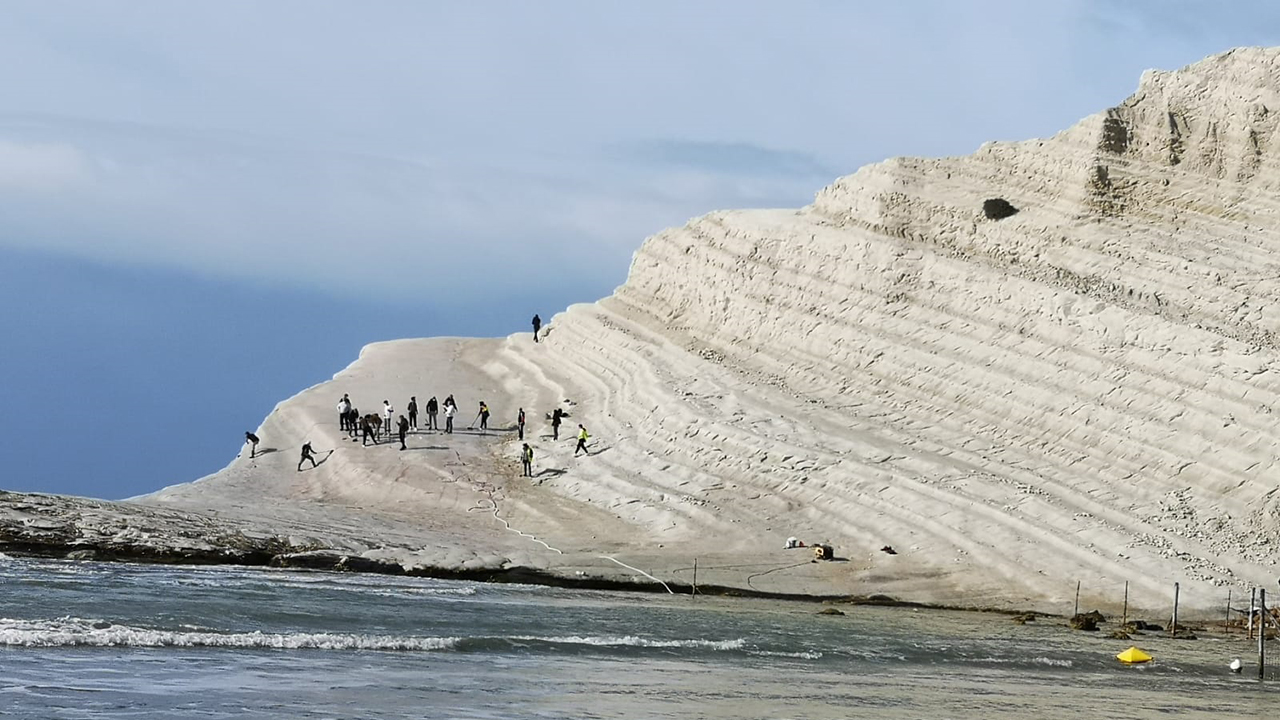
[
  {"left": 0, "top": 485, "right": 1237, "bottom": 621},
  {"left": 0, "top": 540, "right": 1065, "bottom": 619},
  {"left": 12, "top": 543, "right": 1242, "bottom": 637}
]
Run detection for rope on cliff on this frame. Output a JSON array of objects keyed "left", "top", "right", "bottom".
[
  {"left": 746, "top": 560, "right": 813, "bottom": 591},
  {"left": 445, "top": 447, "right": 673, "bottom": 592},
  {"left": 599, "top": 555, "right": 674, "bottom": 594},
  {"left": 468, "top": 491, "right": 564, "bottom": 555}
]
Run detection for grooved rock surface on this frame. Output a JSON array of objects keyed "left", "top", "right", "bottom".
[{"left": 12, "top": 47, "right": 1280, "bottom": 613}]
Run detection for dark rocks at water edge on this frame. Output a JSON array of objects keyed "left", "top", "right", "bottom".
[
  {"left": 270, "top": 550, "right": 406, "bottom": 574},
  {"left": 0, "top": 492, "right": 444, "bottom": 576},
  {"left": 0, "top": 490, "right": 317, "bottom": 565},
  {"left": 1068, "top": 610, "right": 1106, "bottom": 631}
]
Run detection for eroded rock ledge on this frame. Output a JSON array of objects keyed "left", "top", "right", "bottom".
[
  {"left": 0, "top": 490, "right": 309, "bottom": 565},
  {"left": 0, "top": 491, "right": 856, "bottom": 602}
]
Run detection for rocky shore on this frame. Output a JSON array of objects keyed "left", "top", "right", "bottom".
[{"left": 0, "top": 490, "right": 912, "bottom": 604}]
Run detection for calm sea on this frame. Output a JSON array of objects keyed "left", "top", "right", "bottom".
[{"left": 1, "top": 555, "right": 1276, "bottom": 719}]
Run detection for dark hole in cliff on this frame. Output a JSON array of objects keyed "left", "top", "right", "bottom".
[{"left": 983, "top": 198, "right": 1019, "bottom": 220}]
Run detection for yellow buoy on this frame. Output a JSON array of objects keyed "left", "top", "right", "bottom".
[{"left": 1117, "top": 646, "right": 1153, "bottom": 664}]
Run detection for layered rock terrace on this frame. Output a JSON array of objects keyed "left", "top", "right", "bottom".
[{"left": 12, "top": 47, "right": 1280, "bottom": 614}]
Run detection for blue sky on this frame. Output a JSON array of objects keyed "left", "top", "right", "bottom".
[{"left": 2, "top": 1, "right": 1275, "bottom": 498}]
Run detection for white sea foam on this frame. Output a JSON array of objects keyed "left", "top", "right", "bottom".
[
  {"left": 0, "top": 618, "right": 459, "bottom": 651},
  {"left": 256, "top": 573, "right": 480, "bottom": 596},
  {"left": 11, "top": 561, "right": 106, "bottom": 576},
  {"left": 163, "top": 574, "right": 479, "bottom": 598},
  {"left": 0, "top": 618, "right": 747, "bottom": 654},
  {"left": 361, "top": 586, "right": 478, "bottom": 598},
  {"left": 749, "top": 649, "right": 823, "bottom": 660},
  {"left": 519, "top": 635, "right": 747, "bottom": 651},
  {"left": 973, "top": 656, "right": 1074, "bottom": 668}
]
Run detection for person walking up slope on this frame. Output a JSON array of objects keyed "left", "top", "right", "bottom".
[
  {"left": 244, "top": 431, "right": 259, "bottom": 459},
  {"left": 575, "top": 424, "right": 590, "bottom": 456},
  {"left": 521, "top": 443, "right": 534, "bottom": 477},
  {"left": 517, "top": 408, "right": 526, "bottom": 440},
  {"left": 551, "top": 408, "right": 563, "bottom": 440},
  {"left": 298, "top": 441, "right": 319, "bottom": 471},
  {"left": 531, "top": 314, "right": 542, "bottom": 342}
]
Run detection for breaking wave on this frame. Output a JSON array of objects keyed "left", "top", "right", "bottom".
[
  {"left": 749, "top": 649, "right": 824, "bottom": 660},
  {"left": 972, "top": 656, "right": 1074, "bottom": 668},
  {"left": 509, "top": 635, "right": 747, "bottom": 651},
  {"left": 0, "top": 619, "right": 751, "bottom": 655},
  {"left": 0, "top": 618, "right": 460, "bottom": 651}
]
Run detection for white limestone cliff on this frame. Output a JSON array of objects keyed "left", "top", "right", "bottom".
[{"left": 131, "top": 47, "right": 1280, "bottom": 613}]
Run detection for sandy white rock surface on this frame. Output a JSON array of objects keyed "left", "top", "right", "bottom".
[{"left": 14, "top": 48, "right": 1280, "bottom": 615}]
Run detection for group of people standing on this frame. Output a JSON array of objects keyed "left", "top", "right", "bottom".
[
  {"left": 401, "top": 395, "right": 460, "bottom": 434},
  {"left": 243, "top": 312, "right": 601, "bottom": 477},
  {"left": 248, "top": 396, "right": 592, "bottom": 474},
  {"left": 336, "top": 393, "right": 471, "bottom": 450},
  {"left": 331, "top": 389, "right": 593, "bottom": 477}
]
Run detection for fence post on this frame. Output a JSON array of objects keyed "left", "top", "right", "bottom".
[
  {"left": 1122, "top": 581, "right": 1129, "bottom": 627},
  {"left": 1250, "top": 588, "right": 1257, "bottom": 640},
  {"left": 1226, "top": 589, "right": 1232, "bottom": 634},
  {"left": 692, "top": 558, "right": 698, "bottom": 597},
  {"left": 1260, "top": 588, "right": 1267, "bottom": 680},
  {"left": 1074, "top": 580, "right": 1080, "bottom": 617},
  {"left": 1171, "top": 582, "right": 1180, "bottom": 637}
]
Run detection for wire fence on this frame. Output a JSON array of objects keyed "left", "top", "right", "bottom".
[{"left": 1073, "top": 580, "right": 1280, "bottom": 680}]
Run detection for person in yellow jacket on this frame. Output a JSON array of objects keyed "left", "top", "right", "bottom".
[
  {"left": 575, "top": 424, "right": 590, "bottom": 456},
  {"left": 521, "top": 443, "right": 534, "bottom": 477}
]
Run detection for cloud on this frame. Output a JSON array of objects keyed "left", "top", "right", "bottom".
[
  {"left": 610, "top": 139, "right": 837, "bottom": 179},
  {"left": 0, "top": 139, "right": 92, "bottom": 191},
  {"left": 0, "top": 1, "right": 1264, "bottom": 307},
  {"left": 0, "top": 118, "right": 816, "bottom": 304}
]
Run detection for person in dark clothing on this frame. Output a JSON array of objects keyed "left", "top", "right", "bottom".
[
  {"left": 532, "top": 314, "right": 542, "bottom": 342},
  {"left": 517, "top": 408, "right": 526, "bottom": 440},
  {"left": 426, "top": 396, "right": 439, "bottom": 431},
  {"left": 478, "top": 401, "right": 490, "bottom": 433},
  {"left": 244, "top": 431, "right": 259, "bottom": 458},
  {"left": 298, "top": 441, "right": 318, "bottom": 471},
  {"left": 346, "top": 407, "right": 360, "bottom": 438},
  {"left": 551, "top": 408, "right": 563, "bottom": 440},
  {"left": 574, "top": 425, "right": 589, "bottom": 456},
  {"left": 521, "top": 443, "right": 534, "bottom": 477},
  {"left": 407, "top": 397, "right": 418, "bottom": 431},
  {"left": 397, "top": 415, "right": 409, "bottom": 450},
  {"left": 362, "top": 416, "right": 377, "bottom": 446}
]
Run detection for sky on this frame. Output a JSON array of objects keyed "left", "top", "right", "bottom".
[{"left": 2, "top": 1, "right": 1277, "bottom": 499}]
